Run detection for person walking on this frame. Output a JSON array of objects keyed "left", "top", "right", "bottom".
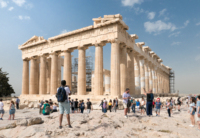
[
  {"left": 103, "top": 101, "right": 107, "bottom": 113},
  {"left": 155, "top": 98, "right": 162, "bottom": 116},
  {"left": 0, "top": 99, "right": 4, "bottom": 120},
  {"left": 115, "top": 98, "right": 118, "bottom": 109},
  {"left": 131, "top": 98, "right": 136, "bottom": 113},
  {"left": 8, "top": 101, "right": 15, "bottom": 120},
  {"left": 86, "top": 98, "right": 92, "bottom": 114},
  {"left": 108, "top": 99, "right": 112, "bottom": 112},
  {"left": 136, "top": 99, "right": 140, "bottom": 112},
  {"left": 166, "top": 99, "right": 171, "bottom": 117},
  {"left": 56, "top": 80, "right": 72, "bottom": 129},
  {"left": 140, "top": 97, "right": 146, "bottom": 115},
  {"left": 99, "top": 100, "right": 104, "bottom": 113},
  {"left": 189, "top": 97, "right": 196, "bottom": 127},
  {"left": 112, "top": 99, "right": 117, "bottom": 112},
  {"left": 122, "top": 88, "right": 130, "bottom": 118},
  {"left": 80, "top": 100, "right": 85, "bottom": 113},
  {"left": 15, "top": 97, "right": 20, "bottom": 109},
  {"left": 196, "top": 95, "right": 200, "bottom": 130},
  {"left": 143, "top": 88, "right": 154, "bottom": 117}
]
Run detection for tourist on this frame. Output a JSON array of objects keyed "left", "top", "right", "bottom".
[
  {"left": 71, "top": 99, "right": 75, "bottom": 113},
  {"left": 78, "top": 100, "right": 82, "bottom": 113},
  {"left": 16, "top": 97, "right": 20, "bottom": 109},
  {"left": 196, "top": 95, "right": 200, "bottom": 130},
  {"left": 140, "top": 97, "right": 146, "bottom": 115},
  {"left": 0, "top": 99, "right": 4, "bottom": 120},
  {"left": 49, "top": 99, "right": 53, "bottom": 105},
  {"left": 155, "top": 98, "right": 162, "bottom": 116},
  {"left": 177, "top": 97, "right": 182, "bottom": 111},
  {"left": 74, "top": 99, "right": 79, "bottom": 113},
  {"left": 122, "top": 88, "right": 130, "bottom": 118},
  {"left": 189, "top": 97, "right": 196, "bottom": 127},
  {"left": 86, "top": 98, "right": 92, "bottom": 114},
  {"left": 41, "top": 100, "right": 51, "bottom": 115},
  {"left": 166, "top": 99, "right": 171, "bottom": 117},
  {"left": 112, "top": 99, "right": 117, "bottom": 112},
  {"left": 143, "top": 88, "right": 154, "bottom": 117},
  {"left": 8, "top": 100, "right": 15, "bottom": 120},
  {"left": 39, "top": 100, "right": 44, "bottom": 115},
  {"left": 56, "top": 80, "right": 72, "bottom": 129},
  {"left": 136, "top": 99, "right": 140, "bottom": 112},
  {"left": 80, "top": 100, "right": 85, "bottom": 113},
  {"left": 99, "top": 100, "right": 104, "bottom": 112},
  {"left": 186, "top": 97, "right": 189, "bottom": 107},
  {"left": 131, "top": 98, "right": 136, "bottom": 113},
  {"left": 115, "top": 98, "right": 118, "bottom": 109},
  {"left": 69, "top": 97, "right": 71, "bottom": 113},
  {"left": 108, "top": 99, "right": 112, "bottom": 112},
  {"left": 103, "top": 101, "right": 107, "bottom": 113},
  {"left": 52, "top": 103, "right": 58, "bottom": 112},
  {"left": 170, "top": 98, "right": 174, "bottom": 114}
]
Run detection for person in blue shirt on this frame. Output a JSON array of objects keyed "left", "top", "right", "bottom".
[
  {"left": 155, "top": 99, "right": 162, "bottom": 116},
  {"left": 136, "top": 99, "right": 140, "bottom": 112},
  {"left": 189, "top": 97, "right": 196, "bottom": 127},
  {"left": 195, "top": 95, "right": 200, "bottom": 130}
]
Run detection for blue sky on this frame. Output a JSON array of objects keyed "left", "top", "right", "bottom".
[{"left": 0, "top": 0, "right": 200, "bottom": 96}]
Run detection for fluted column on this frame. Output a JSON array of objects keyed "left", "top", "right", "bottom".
[
  {"left": 63, "top": 50, "right": 72, "bottom": 89},
  {"left": 47, "top": 58, "right": 51, "bottom": 94},
  {"left": 134, "top": 53, "right": 140, "bottom": 95},
  {"left": 120, "top": 44, "right": 127, "bottom": 95},
  {"left": 50, "top": 53, "right": 58, "bottom": 95},
  {"left": 94, "top": 43, "right": 104, "bottom": 95},
  {"left": 104, "top": 70, "right": 110, "bottom": 95},
  {"left": 144, "top": 59, "right": 149, "bottom": 92},
  {"left": 152, "top": 65, "right": 157, "bottom": 93},
  {"left": 148, "top": 62, "right": 153, "bottom": 91},
  {"left": 155, "top": 70, "right": 158, "bottom": 93},
  {"left": 139, "top": 57, "right": 145, "bottom": 94},
  {"left": 127, "top": 49, "right": 135, "bottom": 95},
  {"left": 110, "top": 39, "right": 120, "bottom": 96},
  {"left": 22, "top": 59, "right": 29, "bottom": 95},
  {"left": 35, "top": 59, "right": 40, "bottom": 94},
  {"left": 91, "top": 71, "right": 94, "bottom": 93},
  {"left": 30, "top": 58, "right": 37, "bottom": 94},
  {"left": 39, "top": 56, "right": 47, "bottom": 95},
  {"left": 78, "top": 47, "right": 86, "bottom": 95}
]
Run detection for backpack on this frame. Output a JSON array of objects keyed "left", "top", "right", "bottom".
[
  {"left": 56, "top": 87, "right": 67, "bottom": 102},
  {"left": 45, "top": 104, "right": 50, "bottom": 114},
  {"left": 127, "top": 100, "right": 131, "bottom": 108}
]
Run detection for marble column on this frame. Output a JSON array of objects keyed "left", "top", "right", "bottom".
[
  {"left": 78, "top": 47, "right": 86, "bottom": 95},
  {"left": 22, "top": 59, "right": 29, "bottom": 95},
  {"left": 144, "top": 59, "right": 149, "bottom": 92},
  {"left": 155, "top": 70, "right": 158, "bottom": 93},
  {"left": 91, "top": 71, "right": 94, "bottom": 93},
  {"left": 94, "top": 43, "right": 104, "bottom": 95},
  {"left": 30, "top": 58, "right": 37, "bottom": 94},
  {"left": 35, "top": 59, "right": 40, "bottom": 94},
  {"left": 139, "top": 57, "right": 145, "bottom": 94},
  {"left": 120, "top": 44, "right": 127, "bottom": 95},
  {"left": 148, "top": 62, "right": 153, "bottom": 91},
  {"left": 110, "top": 39, "right": 120, "bottom": 96},
  {"left": 134, "top": 53, "right": 140, "bottom": 95},
  {"left": 63, "top": 50, "right": 72, "bottom": 89},
  {"left": 47, "top": 58, "right": 51, "bottom": 94},
  {"left": 39, "top": 56, "right": 47, "bottom": 95},
  {"left": 57, "top": 57, "right": 61, "bottom": 88},
  {"left": 104, "top": 70, "right": 110, "bottom": 95},
  {"left": 50, "top": 53, "right": 58, "bottom": 95},
  {"left": 152, "top": 66, "right": 156, "bottom": 93},
  {"left": 127, "top": 49, "right": 135, "bottom": 95}
]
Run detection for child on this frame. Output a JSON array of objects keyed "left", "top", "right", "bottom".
[
  {"left": 155, "top": 99, "right": 162, "bottom": 116},
  {"left": 8, "top": 101, "right": 15, "bottom": 120},
  {"left": 136, "top": 99, "right": 140, "bottom": 112},
  {"left": 189, "top": 97, "right": 196, "bottom": 127},
  {"left": 166, "top": 100, "right": 171, "bottom": 117}
]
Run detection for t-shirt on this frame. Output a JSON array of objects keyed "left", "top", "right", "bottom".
[
  {"left": 190, "top": 102, "right": 195, "bottom": 113},
  {"left": 196, "top": 101, "right": 200, "bottom": 114},
  {"left": 16, "top": 98, "right": 20, "bottom": 104},
  {"left": 0, "top": 102, "right": 4, "bottom": 110},
  {"left": 116, "top": 100, "right": 118, "bottom": 105},
  {"left": 108, "top": 102, "right": 112, "bottom": 106},
  {"left": 132, "top": 100, "right": 136, "bottom": 105},
  {"left": 155, "top": 102, "right": 162, "bottom": 109},
  {"left": 53, "top": 105, "right": 57, "bottom": 110},
  {"left": 147, "top": 93, "right": 154, "bottom": 102},
  {"left": 57, "top": 86, "right": 71, "bottom": 102},
  {"left": 136, "top": 101, "right": 140, "bottom": 106},
  {"left": 75, "top": 101, "right": 78, "bottom": 108},
  {"left": 42, "top": 103, "right": 50, "bottom": 114},
  {"left": 87, "top": 102, "right": 92, "bottom": 109},
  {"left": 130, "top": 99, "right": 133, "bottom": 103},
  {"left": 123, "top": 92, "right": 130, "bottom": 103}
]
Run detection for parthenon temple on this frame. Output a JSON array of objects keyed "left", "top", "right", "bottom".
[{"left": 18, "top": 14, "right": 172, "bottom": 99}]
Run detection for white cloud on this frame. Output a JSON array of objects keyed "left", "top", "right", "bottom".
[
  {"left": 196, "top": 22, "right": 200, "bottom": 26},
  {"left": 164, "top": 17, "right": 170, "bottom": 21},
  {"left": 168, "top": 31, "right": 181, "bottom": 37},
  {"left": 134, "top": 7, "right": 144, "bottom": 14},
  {"left": 18, "top": 15, "right": 30, "bottom": 20},
  {"left": 147, "top": 12, "right": 156, "bottom": 20},
  {"left": 195, "top": 55, "right": 200, "bottom": 61},
  {"left": 0, "top": 0, "right": 8, "bottom": 8},
  {"left": 159, "top": 9, "right": 167, "bottom": 16},
  {"left": 180, "top": 20, "right": 190, "bottom": 29},
  {"left": 121, "top": 0, "right": 143, "bottom": 7},
  {"left": 144, "top": 20, "right": 176, "bottom": 34},
  {"left": 8, "top": 7, "right": 14, "bottom": 11},
  {"left": 171, "top": 42, "right": 181, "bottom": 46},
  {"left": 60, "top": 29, "right": 68, "bottom": 34},
  {"left": 12, "top": 0, "right": 25, "bottom": 6}
]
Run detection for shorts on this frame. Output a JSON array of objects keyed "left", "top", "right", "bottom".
[
  {"left": 74, "top": 108, "right": 78, "bottom": 111},
  {"left": 0, "top": 110, "right": 5, "bottom": 114},
  {"left": 87, "top": 109, "right": 91, "bottom": 113},
  {"left": 123, "top": 103, "right": 127, "bottom": 108},
  {"left": 136, "top": 106, "right": 140, "bottom": 109},
  {"left": 140, "top": 106, "right": 145, "bottom": 109},
  {"left": 191, "top": 111, "right": 195, "bottom": 115},
  {"left": 9, "top": 109, "right": 15, "bottom": 115},
  {"left": 59, "top": 101, "right": 70, "bottom": 114},
  {"left": 155, "top": 108, "right": 160, "bottom": 113}
]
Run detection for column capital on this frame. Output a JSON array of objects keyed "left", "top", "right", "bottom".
[
  {"left": 30, "top": 56, "right": 38, "bottom": 60},
  {"left": 23, "top": 58, "right": 30, "bottom": 61},
  {"left": 77, "top": 46, "right": 88, "bottom": 50},
  {"left": 63, "top": 48, "right": 74, "bottom": 53},
  {"left": 49, "top": 51, "right": 60, "bottom": 56},
  {"left": 95, "top": 42, "right": 106, "bottom": 47},
  {"left": 110, "top": 38, "right": 120, "bottom": 44},
  {"left": 120, "top": 43, "right": 126, "bottom": 49}
]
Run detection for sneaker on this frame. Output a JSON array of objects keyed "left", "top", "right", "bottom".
[
  {"left": 0, "top": 118, "right": 2, "bottom": 120},
  {"left": 68, "top": 125, "right": 72, "bottom": 128},
  {"left": 59, "top": 126, "right": 62, "bottom": 129},
  {"left": 124, "top": 115, "right": 128, "bottom": 119}
]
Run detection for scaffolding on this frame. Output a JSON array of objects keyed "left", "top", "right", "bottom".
[
  {"left": 169, "top": 70, "right": 175, "bottom": 93},
  {"left": 71, "top": 56, "right": 93, "bottom": 93}
]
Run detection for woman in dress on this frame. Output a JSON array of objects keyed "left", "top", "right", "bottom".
[{"left": 8, "top": 101, "right": 15, "bottom": 120}]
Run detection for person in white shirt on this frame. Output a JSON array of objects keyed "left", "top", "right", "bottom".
[{"left": 0, "top": 99, "right": 4, "bottom": 120}]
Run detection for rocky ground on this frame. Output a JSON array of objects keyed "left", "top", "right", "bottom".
[{"left": 0, "top": 104, "right": 199, "bottom": 138}]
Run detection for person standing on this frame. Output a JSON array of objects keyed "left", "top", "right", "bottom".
[
  {"left": 15, "top": 97, "right": 20, "bottom": 109},
  {"left": 196, "top": 95, "right": 200, "bottom": 130},
  {"left": 86, "top": 98, "right": 92, "bottom": 114},
  {"left": 80, "top": 100, "right": 85, "bottom": 113},
  {"left": 112, "top": 99, "right": 117, "bottom": 112},
  {"left": 74, "top": 99, "right": 79, "bottom": 113},
  {"left": 131, "top": 98, "right": 136, "bottom": 113},
  {"left": 0, "top": 99, "right": 4, "bottom": 120},
  {"left": 177, "top": 97, "right": 182, "bottom": 111},
  {"left": 122, "top": 88, "right": 130, "bottom": 118},
  {"left": 8, "top": 101, "right": 15, "bottom": 120},
  {"left": 99, "top": 100, "right": 104, "bottom": 113},
  {"left": 140, "top": 97, "right": 146, "bottom": 115},
  {"left": 108, "top": 99, "right": 112, "bottom": 112},
  {"left": 143, "top": 88, "right": 154, "bottom": 116},
  {"left": 115, "top": 98, "right": 118, "bottom": 109},
  {"left": 103, "top": 101, "right": 107, "bottom": 113},
  {"left": 189, "top": 97, "right": 196, "bottom": 127},
  {"left": 136, "top": 99, "right": 140, "bottom": 112},
  {"left": 71, "top": 99, "right": 75, "bottom": 113},
  {"left": 56, "top": 80, "right": 72, "bottom": 129},
  {"left": 166, "top": 99, "right": 171, "bottom": 117},
  {"left": 155, "top": 98, "right": 162, "bottom": 116}
]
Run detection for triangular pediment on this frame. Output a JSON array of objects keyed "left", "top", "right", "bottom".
[{"left": 21, "top": 36, "right": 45, "bottom": 47}]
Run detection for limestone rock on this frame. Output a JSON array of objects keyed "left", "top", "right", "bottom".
[
  {"left": 28, "top": 102, "right": 34, "bottom": 108},
  {"left": 28, "top": 117, "right": 43, "bottom": 126},
  {"left": 16, "top": 119, "right": 28, "bottom": 126}
]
